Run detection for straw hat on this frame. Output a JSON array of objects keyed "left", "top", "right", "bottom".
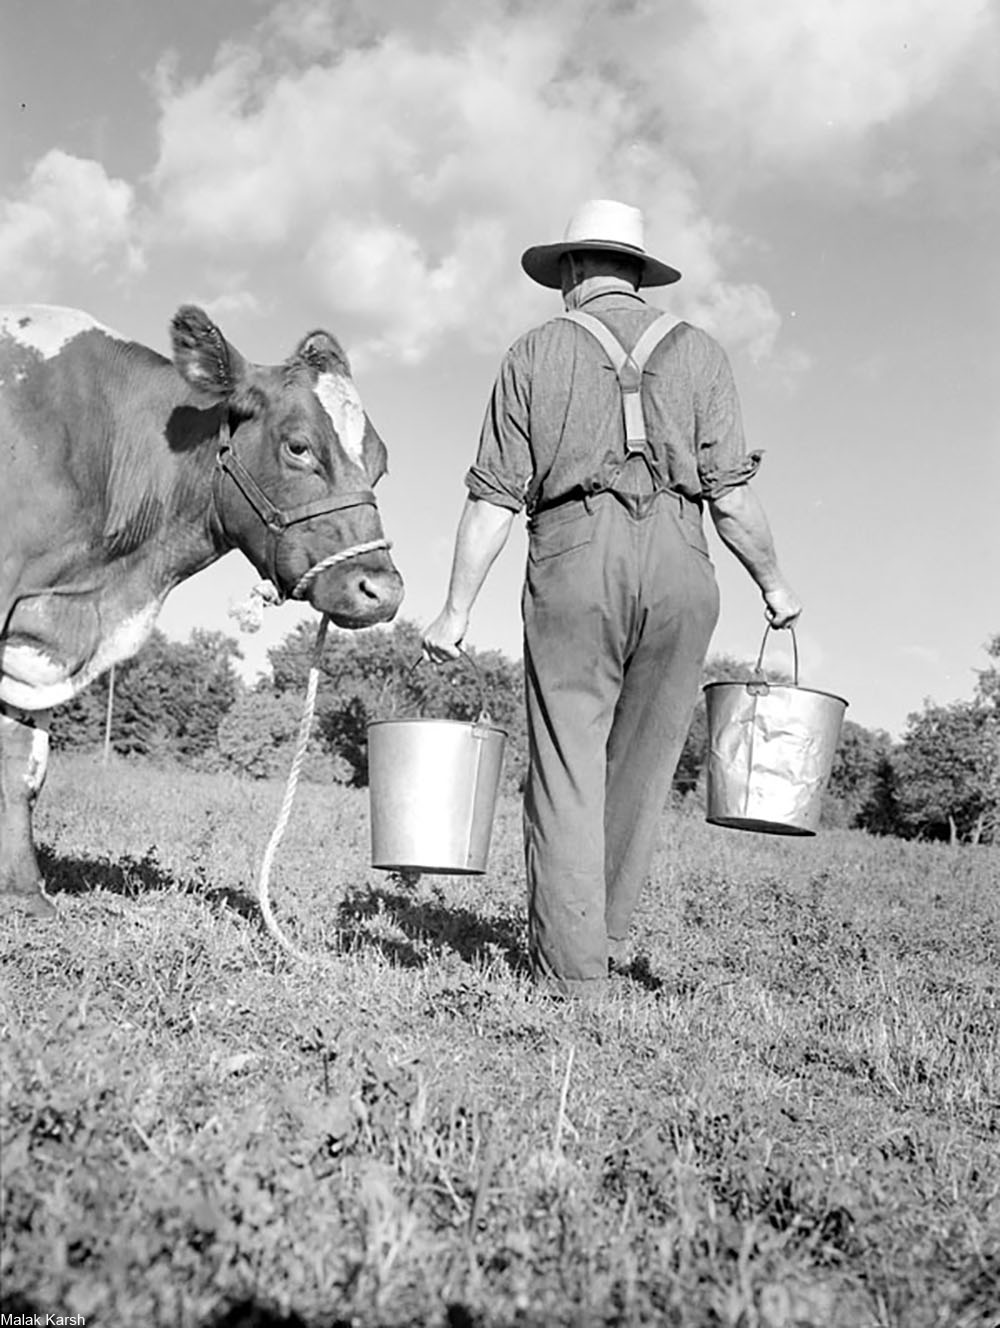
[{"left": 520, "top": 199, "right": 681, "bottom": 289}]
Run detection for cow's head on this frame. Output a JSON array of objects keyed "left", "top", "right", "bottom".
[{"left": 170, "top": 306, "right": 403, "bottom": 628}]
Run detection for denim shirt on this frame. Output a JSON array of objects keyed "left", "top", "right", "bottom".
[{"left": 466, "top": 290, "right": 761, "bottom": 514}]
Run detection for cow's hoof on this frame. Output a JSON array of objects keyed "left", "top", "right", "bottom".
[{"left": 1, "top": 887, "right": 58, "bottom": 919}]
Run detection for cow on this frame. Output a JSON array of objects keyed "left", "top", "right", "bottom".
[{"left": 0, "top": 303, "right": 404, "bottom": 915}]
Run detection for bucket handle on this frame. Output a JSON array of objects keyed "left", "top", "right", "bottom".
[
  {"left": 402, "top": 647, "right": 494, "bottom": 723},
  {"left": 748, "top": 624, "right": 799, "bottom": 695}
]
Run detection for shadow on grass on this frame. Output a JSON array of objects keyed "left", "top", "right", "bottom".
[
  {"left": 36, "top": 846, "right": 679, "bottom": 994},
  {"left": 37, "top": 842, "right": 262, "bottom": 926},
  {"left": 36, "top": 843, "right": 530, "bottom": 978},
  {"left": 203, "top": 1299, "right": 347, "bottom": 1328},
  {"left": 203, "top": 1301, "right": 476, "bottom": 1328},
  {"left": 337, "top": 881, "right": 530, "bottom": 978},
  {"left": 613, "top": 953, "right": 667, "bottom": 994},
  {"left": 0, "top": 1294, "right": 41, "bottom": 1318}
]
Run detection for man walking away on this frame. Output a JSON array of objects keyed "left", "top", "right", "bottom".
[{"left": 424, "top": 199, "right": 801, "bottom": 998}]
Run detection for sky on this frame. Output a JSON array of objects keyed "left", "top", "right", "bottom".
[{"left": 2, "top": 0, "right": 998, "bottom": 737}]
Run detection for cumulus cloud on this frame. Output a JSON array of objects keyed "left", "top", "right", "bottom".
[
  {"left": 0, "top": 150, "right": 141, "bottom": 296},
  {"left": 146, "top": 4, "right": 772, "bottom": 362},
  {"left": 135, "top": 0, "right": 1000, "bottom": 361},
  {"left": 306, "top": 214, "right": 512, "bottom": 365},
  {"left": 2, "top": 1, "right": 992, "bottom": 346},
  {"left": 656, "top": 0, "right": 994, "bottom": 173}
]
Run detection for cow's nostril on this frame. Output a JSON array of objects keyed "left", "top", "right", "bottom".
[{"left": 357, "top": 576, "right": 383, "bottom": 603}]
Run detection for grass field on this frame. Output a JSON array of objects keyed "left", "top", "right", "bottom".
[{"left": 1, "top": 753, "right": 999, "bottom": 1328}]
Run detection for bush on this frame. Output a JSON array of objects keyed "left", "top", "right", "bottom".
[{"left": 217, "top": 691, "right": 353, "bottom": 784}]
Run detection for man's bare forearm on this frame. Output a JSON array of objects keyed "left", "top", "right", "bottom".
[
  {"left": 422, "top": 496, "right": 516, "bottom": 660},
  {"left": 708, "top": 484, "right": 802, "bottom": 627},
  {"left": 443, "top": 496, "right": 515, "bottom": 614},
  {"left": 707, "top": 485, "right": 784, "bottom": 591}
]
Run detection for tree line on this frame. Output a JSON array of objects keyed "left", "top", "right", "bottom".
[{"left": 50, "top": 621, "right": 1000, "bottom": 845}]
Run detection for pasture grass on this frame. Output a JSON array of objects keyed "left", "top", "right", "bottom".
[{"left": 1, "top": 753, "right": 999, "bottom": 1327}]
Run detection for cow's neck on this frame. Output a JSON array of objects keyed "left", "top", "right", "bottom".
[{"left": 148, "top": 381, "right": 233, "bottom": 593}]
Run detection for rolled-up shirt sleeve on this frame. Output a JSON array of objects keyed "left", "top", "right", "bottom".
[
  {"left": 696, "top": 348, "right": 763, "bottom": 500},
  {"left": 465, "top": 343, "right": 533, "bottom": 512}
]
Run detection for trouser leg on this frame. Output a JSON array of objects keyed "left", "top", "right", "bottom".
[
  {"left": 604, "top": 548, "right": 718, "bottom": 955},
  {"left": 522, "top": 499, "right": 624, "bottom": 993},
  {"left": 522, "top": 492, "right": 719, "bottom": 990}
]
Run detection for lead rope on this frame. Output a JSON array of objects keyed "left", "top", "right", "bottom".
[{"left": 253, "top": 537, "right": 390, "bottom": 963}]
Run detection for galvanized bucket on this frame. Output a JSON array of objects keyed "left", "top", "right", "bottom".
[
  {"left": 367, "top": 652, "right": 507, "bottom": 874},
  {"left": 703, "top": 627, "right": 847, "bottom": 836}
]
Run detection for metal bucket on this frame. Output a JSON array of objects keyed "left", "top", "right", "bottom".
[
  {"left": 367, "top": 653, "right": 507, "bottom": 874},
  {"left": 703, "top": 627, "right": 847, "bottom": 836}
]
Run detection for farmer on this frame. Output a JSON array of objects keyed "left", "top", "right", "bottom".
[{"left": 423, "top": 199, "right": 801, "bottom": 997}]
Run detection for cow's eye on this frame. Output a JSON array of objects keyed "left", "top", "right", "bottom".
[{"left": 285, "top": 439, "right": 311, "bottom": 460}]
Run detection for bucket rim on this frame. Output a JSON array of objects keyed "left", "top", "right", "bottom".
[
  {"left": 702, "top": 680, "right": 849, "bottom": 708},
  {"left": 366, "top": 716, "right": 508, "bottom": 736}
]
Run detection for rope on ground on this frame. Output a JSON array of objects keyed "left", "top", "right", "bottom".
[
  {"left": 250, "top": 538, "right": 391, "bottom": 963},
  {"left": 254, "top": 611, "right": 330, "bottom": 964}
]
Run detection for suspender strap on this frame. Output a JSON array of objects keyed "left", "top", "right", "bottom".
[{"left": 557, "top": 310, "right": 682, "bottom": 451}]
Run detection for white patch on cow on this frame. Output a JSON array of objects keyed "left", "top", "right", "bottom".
[
  {"left": 314, "top": 371, "right": 366, "bottom": 467},
  {"left": 0, "top": 710, "right": 50, "bottom": 796},
  {"left": 0, "top": 600, "right": 162, "bottom": 711},
  {"left": 25, "top": 723, "right": 50, "bottom": 797},
  {"left": 0, "top": 305, "right": 118, "bottom": 360}
]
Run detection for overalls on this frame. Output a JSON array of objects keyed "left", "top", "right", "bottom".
[{"left": 522, "top": 309, "right": 720, "bottom": 995}]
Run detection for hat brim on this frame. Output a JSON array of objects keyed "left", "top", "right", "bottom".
[{"left": 520, "top": 239, "right": 681, "bottom": 289}]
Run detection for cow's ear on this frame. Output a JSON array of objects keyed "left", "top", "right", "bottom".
[
  {"left": 171, "top": 306, "right": 250, "bottom": 400},
  {"left": 292, "top": 330, "right": 350, "bottom": 376}
]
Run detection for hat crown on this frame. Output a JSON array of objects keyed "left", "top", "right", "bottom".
[
  {"left": 519, "top": 197, "right": 680, "bottom": 288},
  {"left": 562, "top": 199, "right": 645, "bottom": 253}
]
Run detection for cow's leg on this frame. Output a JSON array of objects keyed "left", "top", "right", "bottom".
[{"left": 0, "top": 709, "right": 55, "bottom": 916}]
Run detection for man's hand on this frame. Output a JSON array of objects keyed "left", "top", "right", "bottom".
[
  {"left": 763, "top": 584, "right": 802, "bottom": 629},
  {"left": 421, "top": 496, "right": 515, "bottom": 663},
  {"left": 422, "top": 606, "right": 470, "bottom": 662}
]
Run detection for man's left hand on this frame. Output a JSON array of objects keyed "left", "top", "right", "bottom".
[
  {"left": 422, "top": 606, "right": 470, "bottom": 662},
  {"left": 763, "top": 585, "right": 802, "bottom": 629}
]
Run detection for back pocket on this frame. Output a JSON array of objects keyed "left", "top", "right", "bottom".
[{"left": 528, "top": 510, "right": 594, "bottom": 563}]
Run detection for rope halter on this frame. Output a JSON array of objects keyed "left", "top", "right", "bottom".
[
  {"left": 290, "top": 537, "right": 391, "bottom": 601},
  {"left": 212, "top": 412, "right": 390, "bottom": 602}
]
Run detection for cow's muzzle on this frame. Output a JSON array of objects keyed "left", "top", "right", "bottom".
[{"left": 308, "top": 556, "right": 404, "bottom": 627}]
